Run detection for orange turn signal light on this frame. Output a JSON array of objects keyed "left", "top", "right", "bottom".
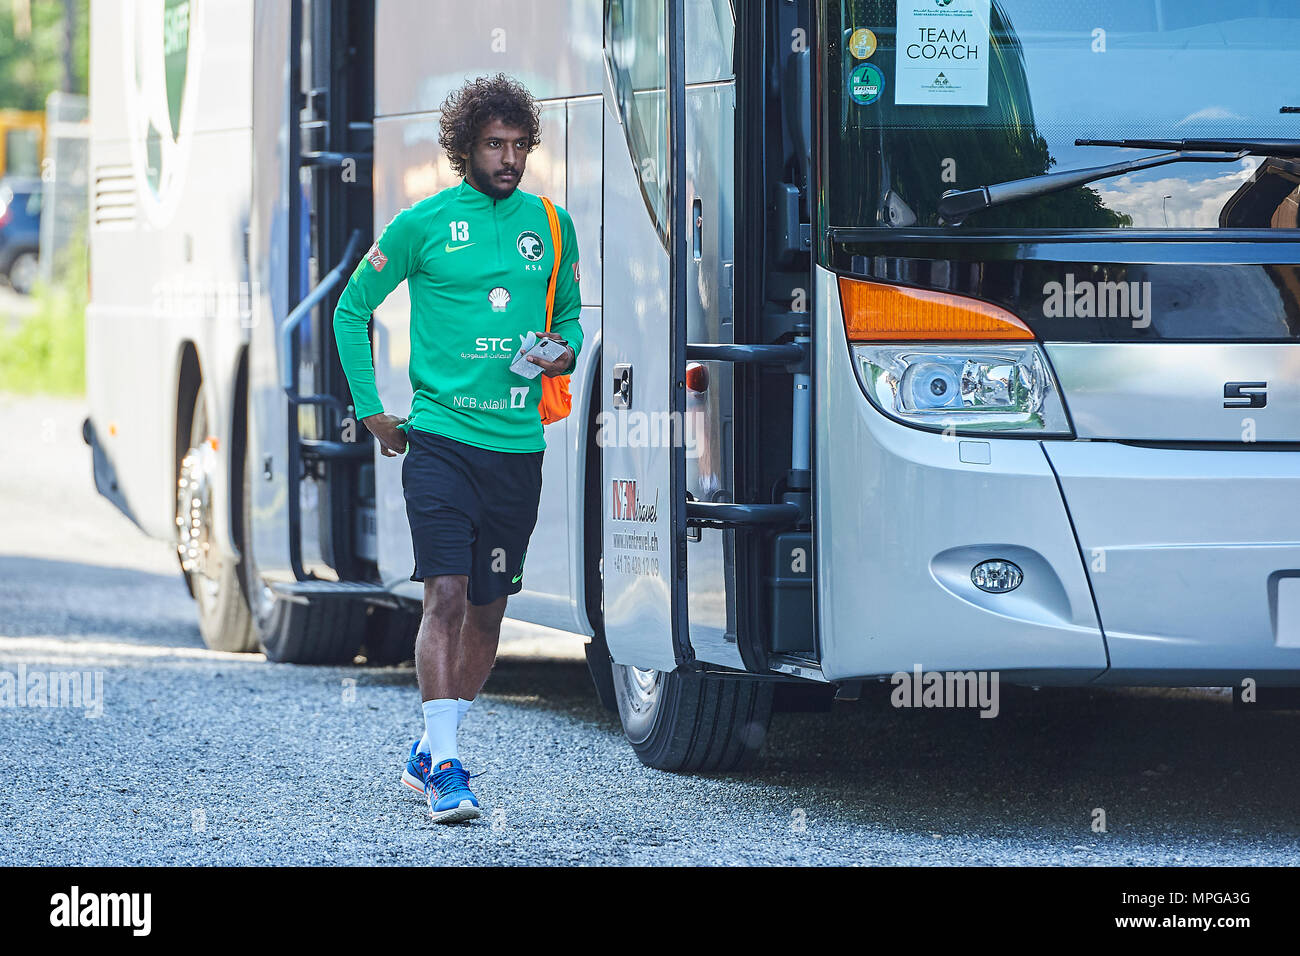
[
  {"left": 685, "top": 362, "right": 709, "bottom": 393},
  {"left": 839, "top": 276, "right": 1033, "bottom": 342}
]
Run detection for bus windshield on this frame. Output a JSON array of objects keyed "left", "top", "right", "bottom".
[{"left": 821, "top": 0, "right": 1300, "bottom": 232}]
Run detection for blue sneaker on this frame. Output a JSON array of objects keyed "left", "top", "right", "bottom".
[
  {"left": 425, "top": 757, "right": 481, "bottom": 824},
  {"left": 401, "top": 740, "right": 432, "bottom": 795}
]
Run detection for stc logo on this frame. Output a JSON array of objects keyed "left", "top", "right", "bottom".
[{"left": 476, "top": 336, "right": 517, "bottom": 353}]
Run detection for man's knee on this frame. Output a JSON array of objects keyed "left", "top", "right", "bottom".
[
  {"left": 464, "top": 594, "right": 508, "bottom": 634},
  {"left": 421, "top": 575, "right": 468, "bottom": 628}
]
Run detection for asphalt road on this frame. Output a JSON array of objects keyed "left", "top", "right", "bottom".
[{"left": 2, "top": 394, "right": 1299, "bottom": 865}]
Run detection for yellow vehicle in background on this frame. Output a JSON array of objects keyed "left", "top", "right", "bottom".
[{"left": 0, "top": 109, "right": 45, "bottom": 180}]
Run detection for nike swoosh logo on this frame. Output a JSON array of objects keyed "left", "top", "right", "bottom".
[
  {"left": 511, "top": 572, "right": 523, "bottom": 584},
  {"left": 444, "top": 242, "right": 476, "bottom": 253}
]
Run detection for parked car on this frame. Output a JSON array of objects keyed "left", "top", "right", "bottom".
[{"left": 0, "top": 178, "right": 42, "bottom": 295}]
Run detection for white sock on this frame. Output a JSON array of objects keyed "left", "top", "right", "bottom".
[
  {"left": 418, "top": 698, "right": 474, "bottom": 755},
  {"left": 420, "top": 698, "right": 459, "bottom": 767}
]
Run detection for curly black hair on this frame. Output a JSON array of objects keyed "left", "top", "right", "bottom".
[{"left": 438, "top": 73, "right": 541, "bottom": 178}]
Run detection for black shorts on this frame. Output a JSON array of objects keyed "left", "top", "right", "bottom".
[{"left": 401, "top": 428, "right": 544, "bottom": 605}]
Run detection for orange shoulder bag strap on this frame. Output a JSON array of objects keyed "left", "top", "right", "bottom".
[{"left": 538, "top": 196, "right": 572, "bottom": 425}]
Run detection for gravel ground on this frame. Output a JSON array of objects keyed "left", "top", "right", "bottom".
[{"left": 2, "top": 394, "right": 1299, "bottom": 866}]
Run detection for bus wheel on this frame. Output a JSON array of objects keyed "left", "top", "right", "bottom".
[
  {"left": 176, "top": 382, "right": 257, "bottom": 652},
  {"left": 361, "top": 604, "right": 421, "bottom": 665},
  {"left": 611, "top": 664, "right": 773, "bottom": 772},
  {"left": 255, "top": 596, "right": 368, "bottom": 665}
]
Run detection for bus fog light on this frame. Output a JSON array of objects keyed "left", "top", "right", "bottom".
[{"left": 971, "top": 560, "right": 1022, "bottom": 593}]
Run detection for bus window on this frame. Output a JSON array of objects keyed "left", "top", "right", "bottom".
[
  {"left": 686, "top": 0, "right": 736, "bottom": 84},
  {"left": 822, "top": 0, "right": 1300, "bottom": 231},
  {"left": 606, "top": 0, "right": 670, "bottom": 243}
]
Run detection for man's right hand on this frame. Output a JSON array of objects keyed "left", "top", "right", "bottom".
[{"left": 363, "top": 412, "right": 408, "bottom": 457}]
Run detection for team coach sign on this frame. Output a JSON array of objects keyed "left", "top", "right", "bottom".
[{"left": 895, "top": 0, "right": 991, "bottom": 107}]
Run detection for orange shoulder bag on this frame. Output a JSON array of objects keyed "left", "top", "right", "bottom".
[{"left": 538, "top": 196, "right": 573, "bottom": 425}]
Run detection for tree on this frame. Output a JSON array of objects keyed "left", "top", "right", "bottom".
[{"left": 0, "top": 0, "right": 89, "bottom": 109}]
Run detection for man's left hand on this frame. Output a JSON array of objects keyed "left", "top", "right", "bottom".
[{"left": 528, "top": 330, "right": 574, "bottom": 377}]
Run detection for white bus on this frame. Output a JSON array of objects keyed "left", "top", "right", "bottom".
[{"left": 85, "top": 0, "right": 1300, "bottom": 771}]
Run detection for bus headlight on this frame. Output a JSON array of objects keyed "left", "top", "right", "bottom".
[{"left": 854, "top": 344, "right": 1073, "bottom": 435}]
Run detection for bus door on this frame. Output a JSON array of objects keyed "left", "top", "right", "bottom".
[
  {"left": 603, "top": 0, "right": 804, "bottom": 673},
  {"left": 600, "top": 0, "right": 689, "bottom": 671}
]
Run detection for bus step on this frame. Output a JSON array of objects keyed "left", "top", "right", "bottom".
[
  {"left": 268, "top": 580, "right": 395, "bottom": 605},
  {"left": 768, "top": 654, "right": 827, "bottom": 683}
]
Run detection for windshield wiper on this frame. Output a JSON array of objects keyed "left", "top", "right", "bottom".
[
  {"left": 938, "top": 145, "right": 1253, "bottom": 224},
  {"left": 1076, "top": 138, "right": 1300, "bottom": 157}
]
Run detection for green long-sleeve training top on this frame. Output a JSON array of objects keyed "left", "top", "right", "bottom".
[{"left": 332, "top": 179, "right": 583, "bottom": 453}]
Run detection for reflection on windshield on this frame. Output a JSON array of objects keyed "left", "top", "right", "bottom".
[
  {"left": 824, "top": 0, "right": 1300, "bottom": 231},
  {"left": 1220, "top": 159, "right": 1300, "bottom": 228}
]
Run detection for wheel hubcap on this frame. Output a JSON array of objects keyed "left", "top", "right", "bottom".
[
  {"left": 614, "top": 663, "right": 665, "bottom": 744},
  {"left": 621, "top": 664, "right": 660, "bottom": 716},
  {"left": 629, "top": 665, "right": 658, "bottom": 701},
  {"left": 176, "top": 440, "right": 220, "bottom": 605}
]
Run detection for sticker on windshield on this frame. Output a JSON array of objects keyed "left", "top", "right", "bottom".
[
  {"left": 848, "top": 63, "right": 885, "bottom": 106},
  {"left": 848, "top": 28, "right": 877, "bottom": 60},
  {"left": 895, "top": 0, "right": 990, "bottom": 106}
]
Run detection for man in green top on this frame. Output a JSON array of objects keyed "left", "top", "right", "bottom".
[{"left": 332, "top": 74, "right": 582, "bottom": 823}]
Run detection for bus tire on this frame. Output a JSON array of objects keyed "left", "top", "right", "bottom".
[
  {"left": 177, "top": 382, "right": 258, "bottom": 653},
  {"left": 361, "top": 604, "right": 421, "bottom": 665},
  {"left": 257, "top": 595, "right": 368, "bottom": 665},
  {"left": 612, "top": 664, "right": 773, "bottom": 772}
]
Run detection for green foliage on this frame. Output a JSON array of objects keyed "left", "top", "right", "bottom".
[
  {"left": 0, "top": 236, "right": 86, "bottom": 394},
  {"left": 0, "top": 0, "right": 90, "bottom": 109}
]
